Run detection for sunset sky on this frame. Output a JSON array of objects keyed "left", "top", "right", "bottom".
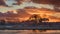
[{"left": 0, "top": 0, "right": 60, "bottom": 22}]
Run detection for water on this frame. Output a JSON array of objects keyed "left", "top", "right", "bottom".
[{"left": 0, "top": 30, "right": 60, "bottom": 34}]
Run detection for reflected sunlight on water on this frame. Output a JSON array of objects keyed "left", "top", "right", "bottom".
[{"left": 0, "top": 30, "right": 60, "bottom": 34}]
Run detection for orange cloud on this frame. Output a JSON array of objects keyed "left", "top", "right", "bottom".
[
  {"left": 24, "top": 8, "right": 60, "bottom": 22},
  {"left": 0, "top": 7, "right": 60, "bottom": 22}
]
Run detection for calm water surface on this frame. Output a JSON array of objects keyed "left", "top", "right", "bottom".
[{"left": 0, "top": 30, "right": 60, "bottom": 34}]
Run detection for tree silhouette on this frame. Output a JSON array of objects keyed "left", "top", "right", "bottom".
[
  {"left": 27, "top": 14, "right": 49, "bottom": 26},
  {"left": 41, "top": 18, "right": 49, "bottom": 22},
  {"left": 0, "top": 20, "right": 5, "bottom": 25}
]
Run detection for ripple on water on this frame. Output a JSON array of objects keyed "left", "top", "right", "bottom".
[{"left": 0, "top": 30, "right": 60, "bottom": 34}]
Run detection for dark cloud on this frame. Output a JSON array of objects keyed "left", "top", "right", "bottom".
[
  {"left": 15, "top": 0, "right": 24, "bottom": 5},
  {"left": 0, "top": 9, "right": 30, "bottom": 18},
  {"left": 0, "top": 11, "right": 17, "bottom": 17},
  {"left": 31, "top": 0, "right": 60, "bottom": 12},
  {"left": 17, "top": 9, "right": 31, "bottom": 17},
  {"left": 0, "top": 0, "right": 7, "bottom": 6},
  {"left": 15, "top": 0, "right": 60, "bottom": 5},
  {"left": 32, "top": 0, "right": 60, "bottom": 6}
]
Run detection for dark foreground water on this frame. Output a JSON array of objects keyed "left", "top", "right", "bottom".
[{"left": 0, "top": 30, "right": 60, "bottom": 34}]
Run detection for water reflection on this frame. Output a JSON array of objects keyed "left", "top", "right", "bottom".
[{"left": 0, "top": 30, "right": 60, "bottom": 34}]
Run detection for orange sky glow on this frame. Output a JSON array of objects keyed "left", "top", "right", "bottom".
[{"left": 0, "top": 0, "right": 60, "bottom": 22}]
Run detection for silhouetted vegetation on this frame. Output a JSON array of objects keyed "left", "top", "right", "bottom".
[
  {"left": 0, "top": 20, "right": 5, "bottom": 25},
  {"left": 27, "top": 14, "right": 49, "bottom": 26}
]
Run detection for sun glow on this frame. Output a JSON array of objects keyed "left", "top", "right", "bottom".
[
  {"left": 24, "top": 8, "right": 60, "bottom": 22},
  {"left": 0, "top": 0, "right": 60, "bottom": 22}
]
